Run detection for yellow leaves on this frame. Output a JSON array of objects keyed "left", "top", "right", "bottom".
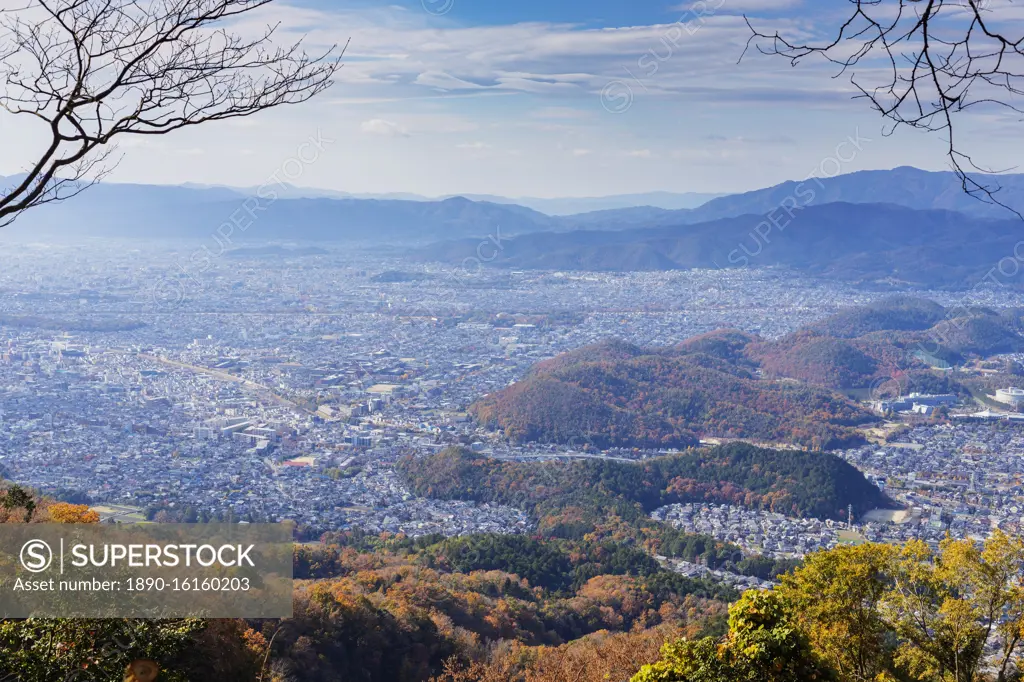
[
  {"left": 775, "top": 533, "right": 1024, "bottom": 682},
  {"left": 935, "top": 536, "right": 981, "bottom": 585},
  {"left": 896, "top": 538, "right": 933, "bottom": 565},
  {"left": 980, "top": 528, "right": 1024, "bottom": 563},
  {"left": 46, "top": 502, "right": 100, "bottom": 524},
  {"left": 122, "top": 660, "right": 158, "bottom": 682}
]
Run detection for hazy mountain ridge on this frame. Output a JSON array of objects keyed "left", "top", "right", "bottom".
[
  {"left": 4, "top": 167, "right": 1024, "bottom": 246},
  {"left": 0, "top": 184, "right": 560, "bottom": 242},
  {"left": 563, "top": 166, "right": 1024, "bottom": 228},
  {"left": 179, "top": 182, "right": 724, "bottom": 214},
  {"left": 418, "top": 202, "right": 1023, "bottom": 289},
  {"left": 164, "top": 167, "right": 1024, "bottom": 220}
]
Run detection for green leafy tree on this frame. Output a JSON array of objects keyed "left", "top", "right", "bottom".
[
  {"left": 630, "top": 590, "right": 835, "bottom": 682},
  {"left": 763, "top": 532, "right": 1024, "bottom": 682},
  {"left": 881, "top": 534, "right": 1024, "bottom": 682},
  {"left": 2, "top": 484, "right": 37, "bottom": 521},
  {"left": 776, "top": 543, "right": 899, "bottom": 681},
  {"left": 0, "top": 619, "right": 206, "bottom": 682}
]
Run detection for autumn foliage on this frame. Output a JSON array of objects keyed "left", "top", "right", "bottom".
[
  {"left": 399, "top": 443, "right": 892, "bottom": 526},
  {"left": 0, "top": 484, "right": 100, "bottom": 524},
  {"left": 471, "top": 337, "right": 874, "bottom": 450}
]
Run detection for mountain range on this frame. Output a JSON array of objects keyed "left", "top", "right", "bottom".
[
  {"left": 3, "top": 167, "right": 1024, "bottom": 278},
  {"left": 180, "top": 183, "right": 725, "bottom": 215},
  {"left": 594, "top": 166, "right": 1024, "bottom": 227},
  {"left": 418, "top": 201, "right": 1024, "bottom": 289},
  {"left": 0, "top": 179, "right": 560, "bottom": 242}
]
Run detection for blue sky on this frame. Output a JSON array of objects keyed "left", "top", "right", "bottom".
[
  {"left": 2, "top": 0, "right": 1021, "bottom": 198},
  {"left": 312, "top": 0, "right": 748, "bottom": 28}
]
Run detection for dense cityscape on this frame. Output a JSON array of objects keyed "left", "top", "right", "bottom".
[{"left": 3, "top": 241, "right": 1024, "bottom": 585}]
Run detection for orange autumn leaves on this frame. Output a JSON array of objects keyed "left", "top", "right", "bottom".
[
  {"left": 46, "top": 502, "right": 100, "bottom": 524},
  {"left": 0, "top": 485, "right": 99, "bottom": 523}
]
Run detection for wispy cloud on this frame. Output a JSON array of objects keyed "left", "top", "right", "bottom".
[
  {"left": 232, "top": 3, "right": 837, "bottom": 108},
  {"left": 47, "top": 1, "right": 994, "bottom": 197},
  {"left": 360, "top": 119, "right": 410, "bottom": 137},
  {"left": 671, "top": 0, "right": 803, "bottom": 13}
]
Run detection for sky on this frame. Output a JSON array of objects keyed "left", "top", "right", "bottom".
[{"left": 2, "top": 0, "right": 1023, "bottom": 198}]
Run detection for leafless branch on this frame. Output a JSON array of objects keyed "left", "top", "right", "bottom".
[
  {"left": 744, "top": 0, "right": 1024, "bottom": 218},
  {"left": 0, "top": 0, "right": 344, "bottom": 225}
]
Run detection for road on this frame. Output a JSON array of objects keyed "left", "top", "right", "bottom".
[
  {"left": 136, "top": 352, "right": 311, "bottom": 414},
  {"left": 490, "top": 452, "right": 637, "bottom": 463}
]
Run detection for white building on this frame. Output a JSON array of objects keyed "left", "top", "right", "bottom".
[{"left": 994, "top": 387, "right": 1024, "bottom": 408}]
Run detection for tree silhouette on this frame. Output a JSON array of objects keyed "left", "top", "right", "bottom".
[
  {"left": 1, "top": 484, "right": 36, "bottom": 521},
  {"left": 746, "top": 1, "right": 1024, "bottom": 217},
  {"left": 0, "top": 0, "right": 344, "bottom": 226}
]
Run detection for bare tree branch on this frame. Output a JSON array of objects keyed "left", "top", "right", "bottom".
[
  {"left": 744, "top": 0, "right": 1024, "bottom": 218},
  {"left": 0, "top": 0, "right": 344, "bottom": 226}
]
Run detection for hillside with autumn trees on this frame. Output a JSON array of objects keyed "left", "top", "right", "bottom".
[
  {"left": 8, "top": 482, "right": 1024, "bottom": 682},
  {"left": 470, "top": 337, "right": 875, "bottom": 450},
  {"left": 752, "top": 297, "right": 1024, "bottom": 388},
  {"left": 0, "top": 448, "right": 863, "bottom": 682},
  {"left": 399, "top": 443, "right": 892, "bottom": 526},
  {"left": 471, "top": 298, "right": 1024, "bottom": 448},
  {"left": 0, "top": 481, "right": 740, "bottom": 682}
]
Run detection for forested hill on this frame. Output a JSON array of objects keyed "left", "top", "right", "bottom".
[
  {"left": 750, "top": 296, "right": 1024, "bottom": 387},
  {"left": 398, "top": 443, "right": 892, "bottom": 524},
  {"left": 472, "top": 299, "right": 1024, "bottom": 452},
  {"left": 470, "top": 336, "right": 875, "bottom": 450}
]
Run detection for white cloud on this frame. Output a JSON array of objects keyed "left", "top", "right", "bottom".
[
  {"left": 671, "top": 0, "right": 802, "bottom": 12},
  {"left": 360, "top": 119, "right": 410, "bottom": 137},
  {"left": 36, "top": 1, "right": 983, "bottom": 198},
  {"left": 531, "top": 107, "right": 592, "bottom": 119},
  {"left": 413, "top": 71, "right": 487, "bottom": 91},
  {"left": 228, "top": 3, "right": 833, "bottom": 107}
]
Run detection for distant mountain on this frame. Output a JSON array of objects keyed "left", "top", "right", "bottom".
[
  {"left": 0, "top": 176, "right": 722, "bottom": 242},
  {"left": 6, "top": 166, "right": 1024, "bottom": 244},
  {"left": 1, "top": 174, "right": 246, "bottom": 207},
  {"left": 176, "top": 181, "right": 723, "bottom": 214},
  {"left": 460, "top": 191, "right": 723, "bottom": 215},
  {"left": 556, "top": 206, "right": 682, "bottom": 230},
  {"left": 0, "top": 182, "right": 559, "bottom": 242},
  {"left": 685, "top": 166, "right": 1024, "bottom": 222},
  {"left": 561, "top": 167, "right": 1024, "bottom": 228},
  {"left": 178, "top": 182, "right": 433, "bottom": 203},
  {"left": 745, "top": 297, "right": 1024, "bottom": 389},
  {"left": 417, "top": 202, "right": 1024, "bottom": 289}
]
